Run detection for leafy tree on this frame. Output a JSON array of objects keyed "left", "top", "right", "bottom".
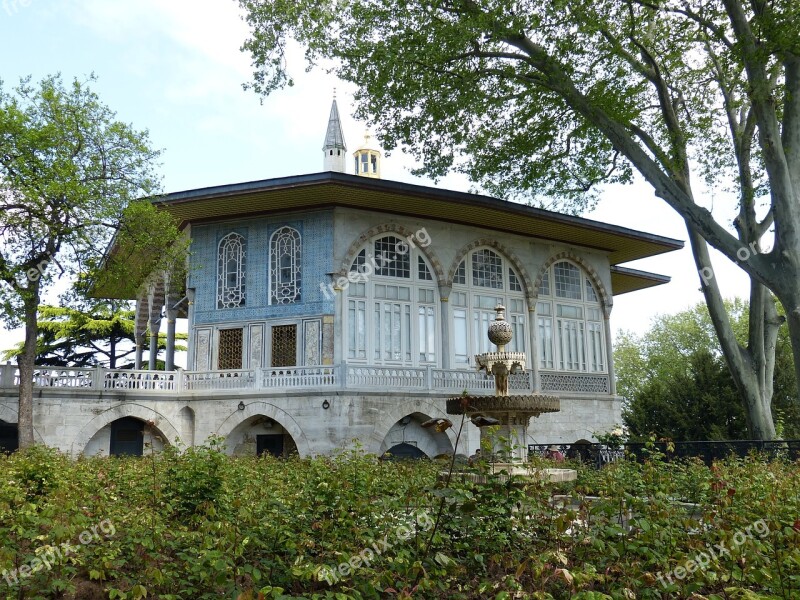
[
  {"left": 617, "top": 301, "right": 800, "bottom": 439},
  {"left": 239, "top": 0, "right": 800, "bottom": 438},
  {"left": 0, "top": 75, "right": 182, "bottom": 448},
  {"left": 0, "top": 303, "right": 187, "bottom": 369}
]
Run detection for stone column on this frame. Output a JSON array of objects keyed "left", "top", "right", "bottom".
[
  {"left": 148, "top": 318, "right": 161, "bottom": 371},
  {"left": 438, "top": 284, "right": 452, "bottom": 369},
  {"left": 186, "top": 289, "right": 196, "bottom": 370},
  {"left": 528, "top": 303, "right": 539, "bottom": 392},
  {"left": 604, "top": 311, "right": 616, "bottom": 395},
  {"left": 134, "top": 297, "right": 147, "bottom": 370},
  {"left": 332, "top": 276, "right": 344, "bottom": 366},
  {"left": 165, "top": 300, "right": 178, "bottom": 371},
  {"left": 147, "top": 284, "right": 162, "bottom": 371}
]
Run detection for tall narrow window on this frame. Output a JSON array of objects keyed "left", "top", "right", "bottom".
[
  {"left": 217, "top": 232, "right": 246, "bottom": 309},
  {"left": 270, "top": 227, "right": 301, "bottom": 304}
]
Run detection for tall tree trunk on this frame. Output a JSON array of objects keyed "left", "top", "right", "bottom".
[
  {"left": 688, "top": 228, "right": 776, "bottom": 439},
  {"left": 17, "top": 293, "right": 40, "bottom": 448},
  {"left": 109, "top": 334, "right": 116, "bottom": 369},
  {"left": 780, "top": 293, "right": 800, "bottom": 411}
]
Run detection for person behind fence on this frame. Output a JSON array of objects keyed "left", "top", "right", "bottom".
[{"left": 544, "top": 445, "right": 565, "bottom": 462}]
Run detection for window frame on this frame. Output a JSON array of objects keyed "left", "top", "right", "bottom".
[
  {"left": 536, "top": 260, "right": 606, "bottom": 374},
  {"left": 269, "top": 226, "right": 302, "bottom": 305},
  {"left": 216, "top": 232, "right": 247, "bottom": 309},
  {"left": 344, "top": 235, "right": 439, "bottom": 367},
  {"left": 450, "top": 248, "right": 527, "bottom": 367}
]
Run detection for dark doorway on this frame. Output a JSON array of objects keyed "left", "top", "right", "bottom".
[
  {"left": 109, "top": 417, "right": 145, "bottom": 456},
  {"left": 0, "top": 420, "right": 18, "bottom": 453},
  {"left": 382, "top": 443, "right": 428, "bottom": 460},
  {"left": 257, "top": 434, "right": 285, "bottom": 457}
]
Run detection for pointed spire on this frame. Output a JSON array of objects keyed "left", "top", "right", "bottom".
[
  {"left": 322, "top": 98, "right": 347, "bottom": 152},
  {"left": 322, "top": 95, "right": 348, "bottom": 172}
]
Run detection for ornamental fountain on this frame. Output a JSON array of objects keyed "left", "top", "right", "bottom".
[{"left": 446, "top": 305, "right": 574, "bottom": 480}]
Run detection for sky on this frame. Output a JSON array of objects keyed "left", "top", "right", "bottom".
[{"left": 0, "top": 0, "right": 753, "bottom": 356}]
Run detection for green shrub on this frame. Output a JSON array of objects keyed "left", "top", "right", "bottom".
[{"left": 0, "top": 442, "right": 798, "bottom": 599}]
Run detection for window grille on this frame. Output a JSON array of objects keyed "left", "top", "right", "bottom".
[
  {"left": 418, "top": 256, "right": 433, "bottom": 280},
  {"left": 539, "top": 271, "right": 550, "bottom": 296},
  {"left": 453, "top": 260, "right": 466, "bottom": 284},
  {"left": 270, "top": 227, "right": 301, "bottom": 304},
  {"left": 471, "top": 248, "right": 503, "bottom": 288},
  {"left": 271, "top": 325, "right": 297, "bottom": 367},
  {"left": 373, "top": 236, "right": 410, "bottom": 278},
  {"left": 218, "top": 328, "right": 243, "bottom": 370},
  {"left": 217, "top": 233, "right": 246, "bottom": 309},
  {"left": 554, "top": 261, "right": 582, "bottom": 299}
]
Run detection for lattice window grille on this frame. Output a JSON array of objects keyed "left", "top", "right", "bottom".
[
  {"left": 218, "top": 328, "right": 243, "bottom": 370},
  {"left": 453, "top": 260, "right": 466, "bottom": 284},
  {"left": 418, "top": 256, "right": 433, "bottom": 280},
  {"left": 472, "top": 249, "right": 504, "bottom": 289},
  {"left": 270, "top": 227, "right": 301, "bottom": 304},
  {"left": 554, "top": 261, "right": 582, "bottom": 299},
  {"left": 217, "top": 233, "right": 246, "bottom": 309},
  {"left": 350, "top": 248, "right": 367, "bottom": 273},
  {"left": 373, "top": 236, "right": 410, "bottom": 278},
  {"left": 585, "top": 278, "right": 598, "bottom": 302},
  {"left": 539, "top": 271, "right": 550, "bottom": 296},
  {"left": 509, "top": 268, "right": 522, "bottom": 291},
  {"left": 540, "top": 373, "right": 609, "bottom": 394},
  {"left": 271, "top": 325, "right": 297, "bottom": 367}
]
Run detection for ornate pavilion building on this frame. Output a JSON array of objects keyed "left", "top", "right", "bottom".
[{"left": 0, "top": 99, "right": 682, "bottom": 457}]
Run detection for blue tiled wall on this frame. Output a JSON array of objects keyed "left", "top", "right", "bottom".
[{"left": 189, "top": 210, "right": 335, "bottom": 325}]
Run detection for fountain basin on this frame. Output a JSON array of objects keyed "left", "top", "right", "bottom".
[{"left": 446, "top": 394, "right": 560, "bottom": 416}]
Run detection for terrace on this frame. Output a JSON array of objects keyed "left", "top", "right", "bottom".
[{"left": 0, "top": 363, "right": 612, "bottom": 396}]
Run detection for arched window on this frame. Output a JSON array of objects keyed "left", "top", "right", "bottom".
[
  {"left": 217, "top": 232, "right": 246, "bottom": 309},
  {"left": 537, "top": 260, "right": 605, "bottom": 373},
  {"left": 451, "top": 248, "right": 527, "bottom": 366},
  {"left": 345, "top": 235, "right": 437, "bottom": 366},
  {"left": 270, "top": 227, "right": 301, "bottom": 304}
]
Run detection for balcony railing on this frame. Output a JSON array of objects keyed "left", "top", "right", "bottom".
[{"left": 0, "top": 363, "right": 612, "bottom": 396}]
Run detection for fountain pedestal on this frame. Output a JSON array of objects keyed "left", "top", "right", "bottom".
[
  {"left": 447, "top": 305, "right": 572, "bottom": 479},
  {"left": 446, "top": 395, "right": 560, "bottom": 462}
]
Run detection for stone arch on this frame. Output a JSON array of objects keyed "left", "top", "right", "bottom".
[
  {"left": 447, "top": 239, "right": 536, "bottom": 301},
  {"left": 215, "top": 401, "right": 311, "bottom": 457},
  {"left": 534, "top": 252, "right": 612, "bottom": 314},
  {"left": 366, "top": 398, "right": 459, "bottom": 456},
  {"left": 0, "top": 403, "right": 45, "bottom": 444},
  {"left": 71, "top": 403, "right": 180, "bottom": 457},
  {"left": 178, "top": 406, "right": 196, "bottom": 448},
  {"left": 338, "top": 223, "right": 446, "bottom": 286}
]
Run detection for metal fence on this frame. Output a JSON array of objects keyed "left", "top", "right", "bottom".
[{"left": 529, "top": 440, "right": 800, "bottom": 468}]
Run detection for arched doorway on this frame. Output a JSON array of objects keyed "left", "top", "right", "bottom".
[
  {"left": 382, "top": 442, "right": 428, "bottom": 460},
  {"left": 226, "top": 415, "right": 298, "bottom": 457},
  {"left": 110, "top": 417, "right": 144, "bottom": 456},
  {"left": 0, "top": 420, "right": 18, "bottom": 453},
  {"left": 379, "top": 412, "right": 454, "bottom": 459},
  {"left": 83, "top": 417, "right": 169, "bottom": 457}
]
